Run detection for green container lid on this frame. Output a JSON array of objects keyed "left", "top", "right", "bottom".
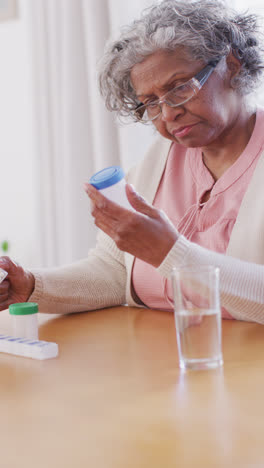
[{"left": 9, "top": 303, "right": 38, "bottom": 316}]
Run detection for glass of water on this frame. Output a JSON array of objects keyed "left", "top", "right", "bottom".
[{"left": 171, "top": 265, "right": 223, "bottom": 371}]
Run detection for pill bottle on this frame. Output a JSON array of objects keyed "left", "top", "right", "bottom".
[
  {"left": 9, "top": 303, "right": 39, "bottom": 340},
  {"left": 89, "top": 166, "right": 133, "bottom": 210}
]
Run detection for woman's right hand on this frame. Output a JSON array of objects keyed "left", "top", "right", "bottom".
[{"left": 0, "top": 256, "right": 35, "bottom": 311}]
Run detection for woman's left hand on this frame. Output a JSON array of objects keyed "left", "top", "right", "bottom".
[{"left": 84, "top": 183, "right": 179, "bottom": 268}]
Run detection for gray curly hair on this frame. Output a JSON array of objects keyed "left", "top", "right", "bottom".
[{"left": 98, "top": 0, "right": 264, "bottom": 121}]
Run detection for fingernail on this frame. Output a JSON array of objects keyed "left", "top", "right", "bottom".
[{"left": 84, "top": 183, "right": 91, "bottom": 193}]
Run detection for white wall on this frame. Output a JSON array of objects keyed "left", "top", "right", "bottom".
[
  {"left": 0, "top": 0, "right": 160, "bottom": 269},
  {"left": 0, "top": 0, "right": 38, "bottom": 268},
  {"left": 0, "top": 0, "right": 158, "bottom": 271},
  {"left": 108, "top": 0, "right": 161, "bottom": 171}
]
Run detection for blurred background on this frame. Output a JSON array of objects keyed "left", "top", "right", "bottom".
[{"left": 0, "top": 0, "right": 263, "bottom": 269}]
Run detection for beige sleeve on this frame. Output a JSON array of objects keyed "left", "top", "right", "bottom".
[
  {"left": 29, "top": 231, "right": 127, "bottom": 314},
  {"left": 158, "top": 236, "right": 264, "bottom": 324},
  {"left": 28, "top": 135, "right": 170, "bottom": 314}
]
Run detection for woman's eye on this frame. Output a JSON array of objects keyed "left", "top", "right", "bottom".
[
  {"left": 171, "top": 84, "right": 189, "bottom": 95},
  {"left": 145, "top": 100, "right": 158, "bottom": 108}
]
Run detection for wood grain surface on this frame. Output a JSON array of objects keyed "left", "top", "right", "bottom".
[{"left": 0, "top": 306, "right": 263, "bottom": 468}]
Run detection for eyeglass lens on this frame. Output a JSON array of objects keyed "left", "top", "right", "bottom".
[{"left": 139, "top": 82, "right": 196, "bottom": 122}]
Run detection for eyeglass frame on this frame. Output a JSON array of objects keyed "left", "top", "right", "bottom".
[{"left": 133, "top": 58, "right": 221, "bottom": 123}]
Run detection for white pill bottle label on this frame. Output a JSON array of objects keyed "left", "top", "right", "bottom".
[{"left": 89, "top": 166, "right": 133, "bottom": 210}]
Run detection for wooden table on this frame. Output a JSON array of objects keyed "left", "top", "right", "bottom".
[{"left": 0, "top": 306, "right": 264, "bottom": 468}]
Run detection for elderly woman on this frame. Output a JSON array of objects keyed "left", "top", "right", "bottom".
[{"left": 0, "top": 0, "right": 264, "bottom": 322}]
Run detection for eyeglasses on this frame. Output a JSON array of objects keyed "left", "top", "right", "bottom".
[{"left": 133, "top": 59, "right": 220, "bottom": 123}]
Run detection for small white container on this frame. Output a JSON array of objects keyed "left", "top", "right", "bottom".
[
  {"left": 9, "top": 302, "right": 39, "bottom": 340},
  {"left": 89, "top": 166, "right": 133, "bottom": 210}
]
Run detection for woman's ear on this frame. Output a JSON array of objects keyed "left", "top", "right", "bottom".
[{"left": 226, "top": 51, "right": 242, "bottom": 86}]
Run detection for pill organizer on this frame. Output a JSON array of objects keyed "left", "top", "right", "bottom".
[{"left": 0, "top": 335, "right": 58, "bottom": 360}]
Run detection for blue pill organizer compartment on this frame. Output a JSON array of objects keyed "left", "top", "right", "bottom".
[{"left": 89, "top": 166, "right": 125, "bottom": 190}]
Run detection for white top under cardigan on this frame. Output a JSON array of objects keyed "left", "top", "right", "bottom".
[{"left": 30, "top": 136, "right": 264, "bottom": 323}]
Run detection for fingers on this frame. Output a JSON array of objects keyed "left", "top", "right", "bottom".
[
  {"left": 0, "top": 280, "right": 9, "bottom": 293},
  {"left": 125, "top": 184, "right": 159, "bottom": 218},
  {"left": 0, "top": 280, "right": 9, "bottom": 310},
  {"left": 0, "top": 258, "right": 35, "bottom": 308},
  {"left": 0, "top": 293, "right": 9, "bottom": 302},
  {"left": 0, "top": 256, "right": 19, "bottom": 275},
  {"left": 84, "top": 184, "right": 127, "bottom": 220},
  {"left": 0, "top": 300, "right": 10, "bottom": 311},
  {"left": 92, "top": 210, "right": 118, "bottom": 238},
  {"left": 84, "top": 182, "right": 167, "bottom": 257},
  {"left": 85, "top": 182, "right": 159, "bottom": 220}
]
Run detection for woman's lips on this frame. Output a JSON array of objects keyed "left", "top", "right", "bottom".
[{"left": 172, "top": 123, "right": 197, "bottom": 138}]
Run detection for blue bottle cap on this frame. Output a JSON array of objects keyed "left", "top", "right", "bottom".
[{"left": 89, "top": 166, "right": 125, "bottom": 190}]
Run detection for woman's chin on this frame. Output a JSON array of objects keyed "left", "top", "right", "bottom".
[{"left": 173, "top": 136, "right": 206, "bottom": 148}]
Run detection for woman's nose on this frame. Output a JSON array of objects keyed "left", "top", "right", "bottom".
[{"left": 161, "top": 102, "right": 184, "bottom": 122}]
